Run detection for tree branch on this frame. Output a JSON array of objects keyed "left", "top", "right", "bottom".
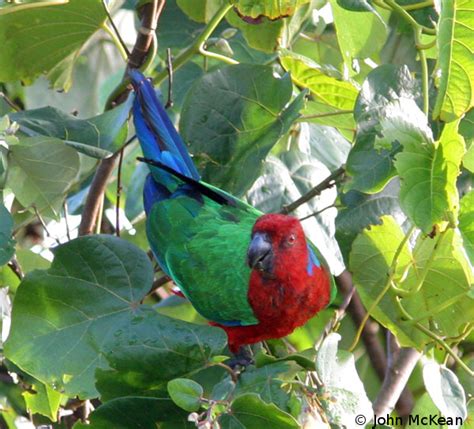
[
  {"left": 373, "top": 348, "right": 421, "bottom": 416},
  {"left": 280, "top": 166, "right": 345, "bottom": 215},
  {"left": 336, "top": 270, "right": 414, "bottom": 417},
  {"left": 78, "top": 153, "right": 119, "bottom": 236},
  {"left": 128, "top": 1, "right": 165, "bottom": 69},
  {"left": 79, "top": 1, "right": 165, "bottom": 236}
]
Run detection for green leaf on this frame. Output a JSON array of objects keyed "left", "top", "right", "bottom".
[
  {"left": 234, "top": 362, "right": 301, "bottom": 411},
  {"left": 280, "top": 52, "right": 359, "bottom": 111},
  {"left": 226, "top": 2, "right": 312, "bottom": 53},
  {"left": 336, "top": 180, "right": 405, "bottom": 262},
  {"left": 73, "top": 396, "right": 188, "bottom": 429},
  {"left": 9, "top": 95, "right": 133, "bottom": 158},
  {"left": 5, "top": 235, "right": 227, "bottom": 399},
  {"left": 181, "top": 64, "right": 304, "bottom": 196},
  {"left": 158, "top": 0, "right": 205, "bottom": 49},
  {"left": 0, "top": 203, "right": 14, "bottom": 266},
  {"left": 95, "top": 309, "right": 226, "bottom": 401},
  {"left": 232, "top": 0, "right": 310, "bottom": 20},
  {"left": 176, "top": 0, "right": 224, "bottom": 22},
  {"left": 0, "top": 1, "right": 68, "bottom": 15},
  {"left": 346, "top": 65, "right": 419, "bottom": 193},
  {"left": 459, "top": 190, "right": 474, "bottom": 264},
  {"left": 350, "top": 216, "right": 474, "bottom": 348},
  {"left": 330, "top": 0, "right": 387, "bottom": 75},
  {"left": 315, "top": 333, "right": 372, "bottom": 427},
  {"left": 22, "top": 382, "right": 62, "bottom": 422},
  {"left": 0, "top": 0, "right": 107, "bottom": 90},
  {"left": 394, "top": 114, "right": 464, "bottom": 232},
  {"left": 167, "top": 378, "right": 203, "bottom": 412},
  {"left": 6, "top": 136, "right": 80, "bottom": 218},
  {"left": 423, "top": 358, "right": 467, "bottom": 427},
  {"left": 433, "top": 0, "right": 474, "bottom": 121},
  {"left": 301, "top": 101, "right": 355, "bottom": 141},
  {"left": 219, "top": 393, "right": 300, "bottom": 429},
  {"left": 460, "top": 109, "right": 474, "bottom": 172}
]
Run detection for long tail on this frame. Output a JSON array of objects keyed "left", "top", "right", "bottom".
[{"left": 128, "top": 69, "right": 200, "bottom": 187}]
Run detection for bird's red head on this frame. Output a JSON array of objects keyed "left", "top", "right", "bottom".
[{"left": 247, "top": 213, "right": 308, "bottom": 275}]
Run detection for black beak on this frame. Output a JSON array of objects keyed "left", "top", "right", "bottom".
[{"left": 247, "top": 232, "right": 273, "bottom": 272}]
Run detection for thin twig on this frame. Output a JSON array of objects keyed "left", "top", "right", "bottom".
[
  {"left": 298, "top": 204, "right": 336, "bottom": 222},
  {"left": 33, "top": 205, "right": 60, "bottom": 245},
  {"left": 7, "top": 257, "right": 24, "bottom": 281},
  {"left": 63, "top": 200, "right": 71, "bottom": 241},
  {"left": 165, "top": 48, "right": 174, "bottom": 109},
  {"left": 116, "top": 148, "right": 125, "bottom": 237},
  {"left": 101, "top": 0, "right": 130, "bottom": 58},
  {"left": 0, "top": 92, "right": 21, "bottom": 111},
  {"left": 280, "top": 167, "right": 345, "bottom": 215}
]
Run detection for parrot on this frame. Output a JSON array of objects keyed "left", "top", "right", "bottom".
[{"left": 128, "top": 69, "right": 336, "bottom": 357}]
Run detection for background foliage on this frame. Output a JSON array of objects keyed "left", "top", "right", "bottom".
[{"left": 0, "top": 0, "right": 472, "bottom": 428}]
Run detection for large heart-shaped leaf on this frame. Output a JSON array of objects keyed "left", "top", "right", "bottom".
[
  {"left": 433, "top": 0, "right": 474, "bottom": 121},
  {"left": 6, "top": 136, "right": 80, "bottom": 218},
  {"left": 350, "top": 216, "right": 474, "bottom": 348},
  {"left": 4, "top": 236, "right": 226, "bottom": 398},
  {"left": 180, "top": 64, "right": 304, "bottom": 196},
  {"left": 0, "top": 0, "right": 107, "bottom": 90}
]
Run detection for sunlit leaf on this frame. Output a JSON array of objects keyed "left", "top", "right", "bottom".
[
  {"left": 280, "top": 52, "right": 359, "bottom": 111},
  {"left": 232, "top": 0, "right": 311, "bottom": 20},
  {"left": 433, "top": 0, "right": 474, "bottom": 121}
]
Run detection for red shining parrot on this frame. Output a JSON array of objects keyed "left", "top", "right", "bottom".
[{"left": 129, "top": 69, "right": 336, "bottom": 355}]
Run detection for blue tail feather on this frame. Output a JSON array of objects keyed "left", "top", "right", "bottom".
[{"left": 129, "top": 69, "right": 200, "bottom": 187}]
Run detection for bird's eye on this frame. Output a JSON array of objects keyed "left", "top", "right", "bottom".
[{"left": 287, "top": 234, "right": 296, "bottom": 245}]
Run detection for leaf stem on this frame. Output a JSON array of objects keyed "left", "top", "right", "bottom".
[
  {"left": 349, "top": 225, "right": 415, "bottom": 352},
  {"left": 153, "top": 3, "right": 234, "bottom": 85},
  {"left": 101, "top": 0, "right": 130, "bottom": 60},
  {"left": 382, "top": 0, "right": 436, "bottom": 34},
  {"left": 101, "top": 23, "right": 129, "bottom": 62},
  {"left": 396, "top": 297, "right": 474, "bottom": 377},
  {"left": 415, "top": 29, "right": 430, "bottom": 115},
  {"left": 297, "top": 109, "right": 353, "bottom": 121}
]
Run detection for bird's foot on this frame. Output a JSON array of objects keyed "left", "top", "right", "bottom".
[{"left": 227, "top": 345, "right": 254, "bottom": 370}]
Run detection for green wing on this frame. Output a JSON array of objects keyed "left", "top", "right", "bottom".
[{"left": 147, "top": 194, "right": 261, "bottom": 326}]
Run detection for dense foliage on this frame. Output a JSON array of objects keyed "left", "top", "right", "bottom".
[{"left": 0, "top": 0, "right": 472, "bottom": 428}]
